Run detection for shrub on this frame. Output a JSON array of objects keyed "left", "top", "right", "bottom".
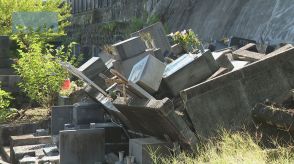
[
  {"left": 0, "top": 83, "right": 16, "bottom": 123},
  {"left": 12, "top": 30, "right": 82, "bottom": 107},
  {"left": 172, "top": 29, "right": 201, "bottom": 53}
]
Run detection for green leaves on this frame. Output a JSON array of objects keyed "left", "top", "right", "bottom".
[
  {"left": 0, "top": 84, "right": 13, "bottom": 110},
  {"left": 172, "top": 29, "right": 201, "bottom": 53}
]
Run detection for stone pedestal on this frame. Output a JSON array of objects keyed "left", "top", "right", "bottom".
[
  {"left": 51, "top": 106, "right": 73, "bottom": 135},
  {"left": 73, "top": 102, "right": 105, "bottom": 125},
  {"left": 59, "top": 129, "right": 105, "bottom": 164}
]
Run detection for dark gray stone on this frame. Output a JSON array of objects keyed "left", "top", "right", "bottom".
[
  {"left": 73, "top": 102, "right": 105, "bottom": 125},
  {"left": 51, "top": 105, "right": 73, "bottom": 135},
  {"left": 59, "top": 129, "right": 105, "bottom": 164},
  {"left": 78, "top": 57, "right": 107, "bottom": 80}
]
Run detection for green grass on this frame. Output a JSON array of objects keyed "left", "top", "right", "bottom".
[{"left": 150, "top": 131, "right": 294, "bottom": 164}]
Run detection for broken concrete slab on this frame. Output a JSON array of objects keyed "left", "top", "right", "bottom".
[
  {"left": 163, "top": 51, "right": 219, "bottom": 96},
  {"left": 131, "top": 22, "right": 171, "bottom": 56},
  {"left": 128, "top": 55, "right": 166, "bottom": 93},
  {"left": 212, "top": 49, "right": 234, "bottom": 70},
  {"left": 113, "top": 97, "right": 198, "bottom": 149},
  {"left": 11, "top": 144, "right": 46, "bottom": 164},
  {"left": 129, "top": 137, "right": 170, "bottom": 164},
  {"left": 233, "top": 43, "right": 266, "bottom": 62},
  {"left": 73, "top": 102, "right": 105, "bottom": 125},
  {"left": 10, "top": 134, "right": 51, "bottom": 147},
  {"left": 112, "top": 36, "right": 147, "bottom": 60},
  {"left": 19, "top": 156, "right": 37, "bottom": 164},
  {"left": 51, "top": 105, "right": 73, "bottom": 135},
  {"left": 78, "top": 57, "right": 107, "bottom": 80},
  {"left": 38, "top": 155, "right": 60, "bottom": 164},
  {"left": 180, "top": 45, "right": 294, "bottom": 138},
  {"left": 59, "top": 129, "right": 105, "bottom": 164}
]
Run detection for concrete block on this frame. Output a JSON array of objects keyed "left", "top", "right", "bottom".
[
  {"left": 38, "top": 155, "right": 60, "bottom": 164},
  {"left": 212, "top": 50, "right": 234, "bottom": 70},
  {"left": 163, "top": 51, "right": 219, "bottom": 96},
  {"left": 10, "top": 134, "right": 51, "bottom": 147},
  {"left": 233, "top": 43, "right": 265, "bottom": 62},
  {"left": 131, "top": 22, "right": 171, "bottom": 56},
  {"left": 78, "top": 57, "right": 107, "bottom": 80},
  {"left": 59, "top": 129, "right": 105, "bottom": 164},
  {"left": 129, "top": 137, "right": 170, "bottom": 164},
  {"left": 113, "top": 52, "right": 148, "bottom": 78},
  {"left": 51, "top": 105, "right": 73, "bottom": 135},
  {"left": 11, "top": 144, "right": 46, "bottom": 164},
  {"left": 90, "top": 122, "right": 127, "bottom": 143},
  {"left": 128, "top": 55, "right": 166, "bottom": 93},
  {"left": 19, "top": 156, "right": 37, "bottom": 164},
  {"left": 43, "top": 146, "right": 58, "bottom": 156},
  {"left": 73, "top": 102, "right": 104, "bottom": 125},
  {"left": 171, "top": 44, "right": 184, "bottom": 56},
  {"left": 112, "top": 36, "right": 147, "bottom": 60}
]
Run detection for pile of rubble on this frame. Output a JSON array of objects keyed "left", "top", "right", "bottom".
[{"left": 2, "top": 22, "right": 294, "bottom": 164}]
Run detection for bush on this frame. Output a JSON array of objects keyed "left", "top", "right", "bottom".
[
  {"left": 12, "top": 30, "right": 82, "bottom": 107},
  {"left": 0, "top": 84, "right": 16, "bottom": 123},
  {"left": 172, "top": 29, "right": 201, "bottom": 53}
]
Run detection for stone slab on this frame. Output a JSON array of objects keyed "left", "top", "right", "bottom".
[
  {"left": 112, "top": 36, "right": 147, "bottom": 60},
  {"left": 180, "top": 46, "right": 294, "bottom": 138},
  {"left": 11, "top": 144, "right": 47, "bottom": 164},
  {"left": 78, "top": 57, "right": 107, "bottom": 80},
  {"left": 73, "top": 102, "right": 105, "bottom": 125},
  {"left": 51, "top": 105, "right": 73, "bottom": 135},
  {"left": 212, "top": 49, "right": 234, "bottom": 70},
  {"left": 163, "top": 50, "right": 219, "bottom": 96},
  {"left": 91, "top": 122, "right": 128, "bottom": 143},
  {"left": 128, "top": 55, "right": 166, "bottom": 93},
  {"left": 59, "top": 129, "right": 105, "bottom": 164},
  {"left": 113, "top": 97, "right": 198, "bottom": 149},
  {"left": 131, "top": 22, "right": 171, "bottom": 56},
  {"left": 10, "top": 134, "right": 51, "bottom": 147},
  {"left": 129, "top": 137, "right": 170, "bottom": 164}
]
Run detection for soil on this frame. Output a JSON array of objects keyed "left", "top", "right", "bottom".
[{"left": 8, "top": 107, "right": 50, "bottom": 125}]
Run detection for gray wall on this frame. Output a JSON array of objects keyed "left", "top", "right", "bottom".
[{"left": 150, "top": 0, "right": 294, "bottom": 44}]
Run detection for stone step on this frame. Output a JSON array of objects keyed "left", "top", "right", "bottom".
[{"left": 10, "top": 134, "right": 52, "bottom": 148}]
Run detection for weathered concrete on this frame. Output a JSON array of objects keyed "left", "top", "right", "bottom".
[
  {"left": 131, "top": 22, "right": 171, "bottom": 56},
  {"left": 73, "top": 102, "right": 105, "bottom": 125},
  {"left": 112, "top": 36, "right": 147, "bottom": 60},
  {"left": 10, "top": 134, "right": 51, "bottom": 147},
  {"left": 128, "top": 55, "right": 166, "bottom": 93},
  {"left": 233, "top": 43, "right": 266, "bottom": 62},
  {"left": 11, "top": 144, "right": 46, "bottom": 164},
  {"left": 181, "top": 45, "right": 294, "bottom": 138},
  {"left": 113, "top": 97, "right": 198, "bottom": 148},
  {"left": 0, "top": 120, "right": 49, "bottom": 146},
  {"left": 59, "top": 129, "right": 105, "bottom": 164},
  {"left": 51, "top": 105, "right": 73, "bottom": 135},
  {"left": 129, "top": 137, "right": 170, "bottom": 164},
  {"left": 163, "top": 51, "right": 219, "bottom": 96}
]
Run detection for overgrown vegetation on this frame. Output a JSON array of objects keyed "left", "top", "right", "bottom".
[
  {"left": 0, "top": 0, "right": 71, "bottom": 36},
  {"left": 172, "top": 29, "right": 201, "bottom": 53},
  {"left": 12, "top": 30, "right": 81, "bottom": 107},
  {"left": 0, "top": 83, "right": 16, "bottom": 123},
  {"left": 150, "top": 131, "right": 294, "bottom": 164}
]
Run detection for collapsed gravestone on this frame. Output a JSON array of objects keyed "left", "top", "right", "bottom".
[
  {"left": 73, "top": 102, "right": 105, "bottom": 125},
  {"left": 163, "top": 50, "right": 219, "bottom": 96}
]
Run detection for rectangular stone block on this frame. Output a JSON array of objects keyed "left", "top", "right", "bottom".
[
  {"left": 128, "top": 55, "right": 166, "bottom": 93},
  {"left": 59, "top": 129, "right": 105, "bottom": 164},
  {"left": 129, "top": 137, "right": 170, "bottom": 164},
  {"left": 112, "top": 36, "right": 147, "bottom": 60},
  {"left": 51, "top": 105, "right": 73, "bottom": 135},
  {"left": 78, "top": 57, "right": 107, "bottom": 80},
  {"left": 10, "top": 134, "right": 51, "bottom": 147},
  {"left": 11, "top": 144, "right": 46, "bottom": 164},
  {"left": 91, "top": 122, "right": 127, "bottom": 143},
  {"left": 73, "top": 102, "right": 105, "bottom": 125},
  {"left": 131, "top": 22, "right": 171, "bottom": 56},
  {"left": 163, "top": 50, "right": 219, "bottom": 96}
]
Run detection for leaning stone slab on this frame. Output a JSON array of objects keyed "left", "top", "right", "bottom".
[
  {"left": 112, "top": 36, "right": 147, "bottom": 60},
  {"left": 180, "top": 45, "right": 294, "bottom": 138},
  {"left": 129, "top": 137, "right": 170, "bottom": 164},
  {"left": 131, "top": 22, "right": 171, "bottom": 56},
  {"left": 59, "top": 129, "right": 105, "bottom": 164},
  {"left": 233, "top": 43, "right": 265, "bottom": 62},
  {"left": 128, "top": 55, "right": 166, "bottom": 93},
  {"left": 113, "top": 97, "right": 198, "bottom": 149},
  {"left": 163, "top": 50, "right": 219, "bottom": 96},
  {"left": 78, "top": 57, "right": 107, "bottom": 80}
]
